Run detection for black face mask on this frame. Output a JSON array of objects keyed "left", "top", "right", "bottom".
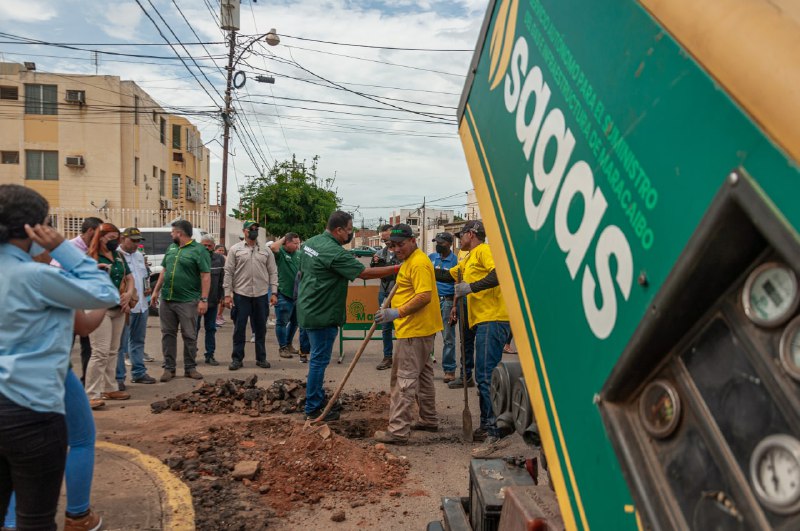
[
  {"left": 173, "top": 237, "right": 180, "bottom": 245},
  {"left": 106, "top": 240, "right": 119, "bottom": 252},
  {"left": 343, "top": 230, "right": 354, "bottom": 244},
  {"left": 435, "top": 244, "right": 448, "bottom": 255},
  {"left": 247, "top": 229, "right": 258, "bottom": 241}
]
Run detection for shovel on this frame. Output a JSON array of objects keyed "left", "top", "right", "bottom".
[
  {"left": 305, "top": 282, "right": 399, "bottom": 429},
  {"left": 455, "top": 269, "right": 474, "bottom": 443}
]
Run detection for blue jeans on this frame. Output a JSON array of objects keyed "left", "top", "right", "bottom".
[
  {"left": 196, "top": 311, "right": 218, "bottom": 358},
  {"left": 4, "top": 371, "right": 95, "bottom": 526},
  {"left": 438, "top": 297, "right": 456, "bottom": 372},
  {"left": 116, "top": 311, "right": 148, "bottom": 381},
  {"left": 232, "top": 293, "right": 269, "bottom": 363},
  {"left": 378, "top": 290, "right": 394, "bottom": 358},
  {"left": 304, "top": 326, "right": 339, "bottom": 415},
  {"left": 275, "top": 293, "right": 299, "bottom": 348},
  {"left": 475, "top": 321, "right": 511, "bottom": 437}
]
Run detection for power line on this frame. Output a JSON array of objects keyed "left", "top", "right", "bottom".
[{"left": 276, "top": 33, "right": 473, "bottom": 53}]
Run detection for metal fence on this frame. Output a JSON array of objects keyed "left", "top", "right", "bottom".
[{"left": 48, "top": 207, "right": 220, "bottom": 240}]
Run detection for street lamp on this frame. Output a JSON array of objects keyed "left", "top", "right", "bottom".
[{"left": 218, "top": 22, "right": 280, "bottom": 246}]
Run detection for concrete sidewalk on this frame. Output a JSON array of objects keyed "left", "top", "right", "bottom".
[{"left": 57, "top": 442, "right": 193, "bottom": 531}]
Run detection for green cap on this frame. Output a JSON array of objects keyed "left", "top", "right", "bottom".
[{"left": 243, "top": 220, "right": 259, "bottom": 230}]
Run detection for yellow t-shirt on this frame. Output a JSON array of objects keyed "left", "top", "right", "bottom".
[
  {"left": 392, "top": 248, "right": 443, "bottom": 338},
  {"left": 450, "top": 242, "right": 509, "bottom": 327}
]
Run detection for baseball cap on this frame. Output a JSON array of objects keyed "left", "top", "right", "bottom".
[
  {"left": 432, "top": 231, "right": 453, "bottom": 243},
  {"left": 121, "top": 227, "right": 145, "bottom": 240},
  {"left": 455, "top": 220, "right": 485, "bottom": 238},
  {"left": 243, "top": 220, "right": 259, "bottom": 230},
  {"left": 389, "top": 223, "right": 414, "bottom": 242}
]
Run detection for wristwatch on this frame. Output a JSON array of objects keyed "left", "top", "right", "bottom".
[{"left": 199, "top": 297, "right": 208, "bottom": 302}]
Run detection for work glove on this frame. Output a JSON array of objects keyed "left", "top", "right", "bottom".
[
  {"left": 454, "top": 281, "right": 473, "bottom": 298},
  {"left": 374, "top": 308, "right": 400, "bottom": 324}
]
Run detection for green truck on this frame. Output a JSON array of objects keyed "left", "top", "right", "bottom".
[{"left": 456, "top": 0, "right": 800, "bottom": 528}]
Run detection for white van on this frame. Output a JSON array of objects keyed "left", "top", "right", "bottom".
[{"left": 134, "top": 226, "right": 208, "bottom": 285}]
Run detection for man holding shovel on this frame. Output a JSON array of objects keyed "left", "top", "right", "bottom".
[
  {"left": 373, "top": 224, "right": 443, "bottom": 445},
  {"left": 297, "top": 211, "right": 400, "bottom": 422},
  {"left": 436, "top": 220, "right": 511, "bottom": 455}
]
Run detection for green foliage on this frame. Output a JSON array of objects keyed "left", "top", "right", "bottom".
[{"left": 234, "top": 155, "right": 340, "bottom": 240}]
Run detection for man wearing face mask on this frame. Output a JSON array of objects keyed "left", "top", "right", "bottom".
[
  {"left": 223, "top": 221, "right": 278, "bottom": 370},
  {"left": 297, "top": 211, "right": 400, "bottom": 421},
  {"left": 428, "top": 232, "right": 458, "bottom": 383},
  {"left": 371, "top": 224, "right": 398, "bottom": 370},
  {"left": 150, "top": 220, "right": 211, "bottom": 382}
]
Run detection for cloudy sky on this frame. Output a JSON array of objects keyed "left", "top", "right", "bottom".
[{"left": 0, "top": 0, "right": 487, "bottom": 226}]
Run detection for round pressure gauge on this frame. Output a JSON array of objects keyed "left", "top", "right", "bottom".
[
  {"left": 779, "top": 316, "right": 800, "bottom": 382},
  {"left": 742, "top": 263, "right": 799, "bottom": 327},
  {"left": 638, "top": 380, "right": 681, "bottom": 438},
  {"left": 750, "top": 434, "right": 800, "bottom": 514}
]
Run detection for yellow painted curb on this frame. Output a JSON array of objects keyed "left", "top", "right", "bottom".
[{"left": 96, "top": 441, "right": 195, "bottom": 531}]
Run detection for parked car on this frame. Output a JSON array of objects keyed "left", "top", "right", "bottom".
[{"left": 350, "top": 245, "right": 377, "bottom": 257}]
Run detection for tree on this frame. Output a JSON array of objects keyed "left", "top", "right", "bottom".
[{"left": 235, "top": 155, "right": 340, "bottom": 240}]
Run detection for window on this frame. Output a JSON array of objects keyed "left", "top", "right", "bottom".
[
  {"left": 172, "top": 174, "right": 181, "bottom": 199},
  {"left": 186, "top": 178, "right": 193, "bottom": 202},
  {"left": 24, "top": 84, "right": 57, "bottom": 115},
  {"left": 134, "top": 95, "right": 139, "bottom": 125},
  {"left": 159, "top": 170, "right": 165, "bottom": 196},
  {"left": 63, "top": 217, "right": 84, "bottom": 236},
  {"left": 1, "top": 151, "right": 19, "bottom": 164},
  {"left": 138, "top": 231, "right": 176, "bottom": 256},
  {"left": 134, "top": 157, "right": 139, "bottom": 186},
  {"left": 0, "top": 86, "right": 18, "bottom": 100},
  {"left": 25, "top": 150, "right": 58, "bottom": 180},
  {"left": 172, "top": 152, "right": 184, "bottom": 162},
  {"left": 160, "top": 117, "right": 166, "bottom": 144},
  {"left": 172, "top": 124, "right": 181, "bottom": 149}
]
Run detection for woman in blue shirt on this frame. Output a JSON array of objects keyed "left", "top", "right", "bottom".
[{"left": 0, "top": 185, "right": 118, "bottom": 531}]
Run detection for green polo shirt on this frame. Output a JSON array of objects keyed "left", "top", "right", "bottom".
[
  {"left": 274, "top": 246, "right": 301, "bottom": 298},
  {"left": 297, "top": 232, "right": 365, "bottom": 329},
  {"left": 161, "top": 240, "right": 211, "bottom": 302},
  {"left": 98, "top": 251, "right": 131, "bottom": 289}
]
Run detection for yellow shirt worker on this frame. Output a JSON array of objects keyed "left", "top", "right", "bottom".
[
  {"left": 441, "top": 220, "right": 511, "bottom": 450},
  {"left": 373, "top": 224, "right": 443, "bottom": 445}
]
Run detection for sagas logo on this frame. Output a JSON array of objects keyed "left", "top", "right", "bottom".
[
  {"left": 488, "top": 0, "right": 519, "bottom": 90},
  {"left": 492, "top": 24, "right": 634, "bottom": 340}
]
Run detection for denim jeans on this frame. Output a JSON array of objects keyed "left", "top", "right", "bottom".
[
  {"left": 116, "top": 311, "right": 149, "bottom": 381},
  {"left": 0, "top": 393, "right": 67, "bottom": 531},
  {"left": 378, "top": 290, "right": 394, "bottom": 358},
  {"left": 232, "top": 293, "right": 269, "bottom": 363},
  {"left": 304, "top": 326, "right": 339, "bottom": 415},
  {"left": 458, "top": 299, "right": 476, "bottom": 379},
  {"left": 438, "top": 297, "right": 456, "bottom": 372},
  {"left": 275, "top": 293, "right": 298, "bottom": 348},
  {"left": 474, "top": 321, "right": 511, "bottom": 437},
  {"left": 196, "top": 311, "right": 218, "bottom": 358}
]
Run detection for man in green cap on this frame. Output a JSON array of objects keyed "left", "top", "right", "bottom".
[{"left": 297, "top": 210, "right": 399, "bottom": 421}]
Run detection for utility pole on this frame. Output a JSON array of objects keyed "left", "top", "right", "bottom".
[
  {"left": 421, "top": 196, "right": 426, "bottom": 254},
  {"left": 219, "top": 28, "right": 236, "bottom": 246}
]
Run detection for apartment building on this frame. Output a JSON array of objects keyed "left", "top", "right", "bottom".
[{"left": 0, "top": 62, "right": 213, "bottom": 234}]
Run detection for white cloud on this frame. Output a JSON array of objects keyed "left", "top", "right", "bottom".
[
  {"left": 0, "top": 0, "right": 58, "bottom": 22},
  {"left": 101, "top": 2, "right": 143, "bottom": 41}
]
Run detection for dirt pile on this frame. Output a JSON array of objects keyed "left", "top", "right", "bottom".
[
  {"left": 164, "top": 417, "right": 409, "bottom": 529},
  {"left": 151, "top": 376, "right": 305, "bottom": 416},
  {"left": 150, "top": 376, "right": 390, "bottom": 417}
]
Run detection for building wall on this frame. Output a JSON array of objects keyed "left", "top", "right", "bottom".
[{"left": 0, "top": 64, "right": 209, "bottom": 224}]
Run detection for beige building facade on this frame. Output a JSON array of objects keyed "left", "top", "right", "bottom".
[{"left": 0, "top": 62, "right": 214, "bottom": 235}]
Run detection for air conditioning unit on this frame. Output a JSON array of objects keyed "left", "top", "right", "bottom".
[
  {"left": 161, "top": 199, "right": 174, "bottom": 209},
  {"left": 65, "top": 155, "right": 85, "bottom": 168},
  {"left": 65, "top": 90, "right": 85, "bottom": 104}
]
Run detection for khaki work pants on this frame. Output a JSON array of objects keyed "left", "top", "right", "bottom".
[
  {"left": 388, "top": 335, "right": 437, "bottom": 439},
  {"left": 86, "top": 307, "right": 126, "bottom": 399}
]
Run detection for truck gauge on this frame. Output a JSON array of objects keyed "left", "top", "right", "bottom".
[
  {"left": 742, "top": 263, "right": 799, "bottom": 327},
  {"left": 638, "top": 380, "right": 681, "bottom": 438},
  {"left": 779, "top": 316, "right": 800, "bottom": 382},
  {"left": 750, "top": 434, "right": 800, "bottom": 514}
]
